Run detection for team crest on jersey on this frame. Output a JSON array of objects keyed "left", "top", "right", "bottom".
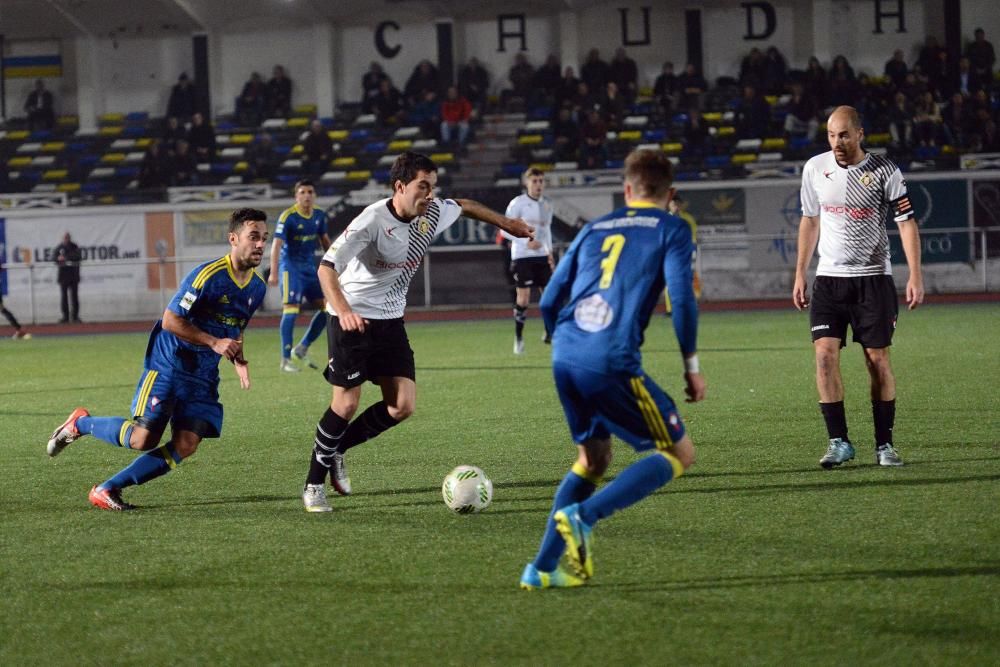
[
  {"left": 418, "top": 217, "right": 430, "bottom": 234},
  {"left": 858, "top": 171, "right": 874, "bottom": 188}
]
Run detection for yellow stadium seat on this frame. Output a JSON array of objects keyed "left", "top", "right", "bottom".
[
  {"left": 136, "top": 138, "right": 152, "bottom": 148},
  {"left": 233, "top": 161, "right": 248, "bottom": 173},
  {"left": 347, "top": 170, "right": 371, "bottom": 180},
  {"left": 430, "top": 152, "right": 455, "bottom": 163},
  {"left": 57, "top": 116, "right": 79, "bottom": 127},
  {"left": 333, "top": 156, "right": 356, "bottom": 167},
  {"left": 42, "top": 142, "right": 66, "bottom": 152},
  {"left": 43, "top": 169, "right": 69, "bottom": 181},
  {"left": 328, "top": 130, "right": 348, "bottom": 140},
  {"left": 287, "top": 117, "right": 309, "bottom": 129},
  {"left": 762, "top": 137, "right": 787, "bottom": 150},
  {"left": 517, "top": 134, "right": 543, "bottom": 145},
  {"left": 294, "top": 104, "right": 318, "bottom": 116},
  {"left": 229, "top": 134, "right": 254, "bottom": 144},
  {"left": 617, "top": 130, "right": 641, "bottom": 141},
  {"left": 57, "top": 182, "right": 81, "bottom": 192},
  {"left": 731, "top": 153, "right": 758, "bottom": 164},
  {"left": 702, "top": 112, "right": 722, "bottom": 123},
  {"left": 101, "top": 153, "right": 126, "bottom": 163},
  {"left": 291, "top": 144, "right": 304, "bottom": 154},
  {"left": 528, "top": 162, "right": 554, "bottom": 171},
  {"left": 389, "top": 140, "right": 413, "bottom": 151},
  {"left": 661, "top": 142, "right": 683, "bottom": 153},
  {"left": 717, "top": 126, "right": 736, "bottom": 136},
  {"left": 99, "top": 113, "right": 125, "bottom": 123},
  {"left": 7, "top": 156, "right": 31, "bottom": 167},
  {"left": 6, "top": 130, "right": 30, "bottom": 140},
  {"left": 98, "top": 126, "right": 123, "bottom": 136}
]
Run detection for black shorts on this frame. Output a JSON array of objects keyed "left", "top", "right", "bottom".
[
  {"left": 809, "top": 275, "right": 899, "bottom": 349},
  {"left": 324, "top": 316, "right": 415, "bottom": 388},
  {"left": 511, "top": 257, "right": 551, "bottom": 288}
]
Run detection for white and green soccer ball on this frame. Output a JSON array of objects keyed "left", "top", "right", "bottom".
[{"left": 442, "top": 465, "right": 493, "bottom": 514}]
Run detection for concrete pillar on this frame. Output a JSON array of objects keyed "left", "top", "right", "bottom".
[
  {"left": 74, "top": 36, "right": 101, "bottom": 132},
  {"left": 313, "top": 23, "right": 336, "bottom": 116},
  {"left": 558, "top": 11, "right": 580, "bottom": 75}
]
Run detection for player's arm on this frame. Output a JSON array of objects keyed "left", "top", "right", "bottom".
[
  {"left": 793, "top": 215, "right": 820, "bottom": 310},
  {"left": 267, "top": 237, "right": 283, "bottom": 286},
  {"left": 318, "top": 232, "right": 331, "bottom": 252},
  {"left": 319, "top": 221, "right": 372, "bottom": 332},
  {"left": 162, "top": 310, "right": 241, "bottom": 360},
  {"left": 454, "top": 198, "right": 534, "bottom": 239},
  {"left": 663, "top": 224, "right": 705, "bottom": 403},
  {"left": 897, "top": 219, "right": 924, "bottom": 310}
]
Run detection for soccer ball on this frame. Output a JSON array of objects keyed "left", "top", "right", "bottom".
[{"left": 442, "top": 465, "right": 493, "bottom": 514}]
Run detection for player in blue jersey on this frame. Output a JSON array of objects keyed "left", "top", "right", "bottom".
[
  {"left": 45, "top": 208, "right": 269, "bottom": 511},
  {"left": 267, "top": 179, "right": 331, "bottom": 372},
  {"left": 520, "top": 149, "right": 707, "bottom": 589}
]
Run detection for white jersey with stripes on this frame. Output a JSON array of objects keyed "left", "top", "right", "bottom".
[
  {"left": 321, "top": 197, "right": 462, "bottom": 319},
  {"left": 502, "top": 193, "right": 553, "bottom": 260},
  {"left": 800, "top": 150, "right": 913, "bottom": 277}
]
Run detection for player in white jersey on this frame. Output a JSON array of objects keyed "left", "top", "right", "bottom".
[
  {"left": 793, "top": 106, "right": 924, "bottom": 470},
  {"left": 301, "top": 152, "right": 534, "bottom": 511},
  {"left": 502, "top": 167, "right": 555, "bottom": 354}
]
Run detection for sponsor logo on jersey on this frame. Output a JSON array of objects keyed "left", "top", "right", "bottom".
[
  {"left": 822, "top": 204, "right": 876, "bottom": 219},
  {"left": 375, "top": 258, "right": 421, "bottom": 270},
  {"left": 823, "top": 170, "right": 834, "bottom": 180},
  {"left": 811, "top": 324, "right": 830, "bottom": 331},
  {"left": 347, "top": 371, "right": 360, "bottom": 380},
  {"left": 384, "top": 226, "right": 396, "bottom": 238}
]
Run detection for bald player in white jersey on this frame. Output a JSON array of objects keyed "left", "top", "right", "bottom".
[
  {"left": 503, "top": 167, "right": 555, "bottom": 354},
  {"left": 302, "top": 151, "right": 534, "bottom": 512},
  {"left": 793, "top": 106, "right": 924, "bottom": 470}
]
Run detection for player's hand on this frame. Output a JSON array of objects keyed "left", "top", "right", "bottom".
[
  {"left": 505, "top": 217, "right": 535, "bottom": 240},
  {"left": 792, "top": 276, "right": 809, "bottom": 311},
  {"left": 212, "top": 337, "right": 241, "bottom": 361},
  {"left": 234, "top": 359, "right": 251, "bottom": 390},
  {"left": 339, "top": 311, "right": 367, "bottom": 333},
  {"left": 267, "top": 272, "right": 278, "bottom": 287},
  {"left": 906, "top": 277, "right": 925, "bottom": 310},
  {"left": 548, "top": 255, "right": 555, "bottom": 270},
  {"left": 683, "top": 372, "right": 706, "bottom": 403}
]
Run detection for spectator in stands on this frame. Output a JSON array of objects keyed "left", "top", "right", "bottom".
[
  {"left": 925, "top": 49, "right": 951, "bottom": 98},
  {"left": 740, "top": 48, "right": 766, "bottom": 89},
  {"left": 162, "top": 116, "right": 186, "bottom": 155},
  {"left": 54, "top": 232, "right": 82, "bottom": 323},
  {"left": 237, "top": 72, "right": 266, "bottom": 126},
  {"left": 362, "top": 62, "right": 388, "bottom": 112},
  {"left": 408, "top": 90, "right": 440, "bottom": 138},
  {"left": 457, "top": 57, "right": 490, "bottom": 111},
  {"left": 372, "top": 78, "right": 405, "bottom": 126},
  {"left": 763, "top": 46, "right": 788, "bottom": 95},
  {"left": 677, "top": 63, "right": 707, "bottom": 111},
  {"left": 828, "top": 55, "right": 859, "bottom": 107},
  {"left": 964, "top": 28, "right": 995, "bottom": 83},
  {"left": 974, "top": 107, "right": 1000, "bottom": 151},
  {"left": 246, "top": 132, "right": 279, "bottom": 183},
  {"left": 302, "top": 119, "right": 333, "bottom": 176},
  {"left": 916, "top": 35, "right": 945, "bottom": 80},
  {"left": 784, "top": 83, "right": 819, "bottom": 142},
  {"left": 171, "top": 139, "right": 197, "bottom": 186},
  {"left": 266, "top": 65, "right": 293, "bottom": 118},
  {"left": 556, "top": 66, "right": 580, "bottom": 109},
  {"left": 804, "top": 56, "right": 828, "bottom": 109},
  {"left": 610, "top": 48, "right": 639, "bottom": 102},
  {"left": 578, "top": 108, "right": 608, "bottom": 169},
  {"left": 942, "top": 92, "right": 975, "bottom": 148},
  {"left": 138, "top": 140, "right": 170, "bottom": 189},
  {"left": 533, "top": 54, "right": 562, "bottom": 106},
  {"left": 552, "top": 105, "right": 579, "bottom": 161},
  {"left": 570, "top": 81, "right": 598, "bottom": 120},
  {"left": 735, "top": 85, "right": 771, "bottom": 139},
  {"left": 167, "top": 73, "right": 196, "bottom": 121},
  {"left": 884, "top": 49, "right": 909, "bottom": 90},
  {"left": 683, "top": 107, "right": 708, "bottom": 156},
  {"left": 404, "top": 60, "right": 440, "bottom": 108},
  {"left": 654, "top": 61, "right": 678, "bottom": 115},
  {"left": 24, "top": 79, "right": 55, "bottom": 131},
  {"left": 888, "top": 92, "right": 914, "bottom": 148},
  {"left": 440, "top": 85, "right": 473, "bottom": 147},
  {"left": 187, "top": 112, "right": 217, "bottom": 163},
  {"left": 952, "top": 57, "right": 985, "bottom": 98},
  {"left": 580, "top": 49, "right": 610, "bottom": 97},
  {"left": 601, "top": 81, "right": 627, "bottom": 129},
  {"left": 506, "top": 52, "right": 534, "bottom": 108},
  {"left": 913, "top": 90, "right": 943, "bottom": 147},
  {"left": 900, "top": 71, "right": 928, "bottom": 100}
]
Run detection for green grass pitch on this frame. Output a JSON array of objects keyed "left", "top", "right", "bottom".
[{"left": 2, "top": 305, "right": 998, "bottom": 665}]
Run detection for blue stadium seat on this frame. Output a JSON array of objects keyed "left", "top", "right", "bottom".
[
  {"left": 349, "top": 128, "right": 371, "bottom": 141},
  {"left": 364, "top": 141, "right": 387, "bottom": 154},
  {"left": 30, "top": 130, "right": 53, "bottom": 141},
  {"left": 706, "top": 155, "right": 732, "bottom": 168},
  {"left": 644, "top": 128, "right": 666, "bottom": 141}
]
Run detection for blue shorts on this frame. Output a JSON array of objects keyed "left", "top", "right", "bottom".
[
  {"left": 130, "top": 368, "right": 223, "bottom": 438},
  {"left": 553, "top": 363, "right": 686, "bottom": 450},
  {"left": 281, "top": 264, "right": 323, "bottom": 308}
]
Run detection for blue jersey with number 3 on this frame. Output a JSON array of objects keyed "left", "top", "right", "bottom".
[{"left": 540, "top": 202, "right": 697, "bottom": 374}]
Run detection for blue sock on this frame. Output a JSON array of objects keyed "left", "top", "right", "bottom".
[
  {"left": 578, "top": 452, "right": 684, "bottom": 526},
  {"left": 532, "top": 463, "right": 598, "bottom": 572},
  {"left": 280, "top": 311, "right": 297, "bottom": 359},
  {"left": 298, "top": 311, "right": 328, "bottom": 349},
  {"left": 77, "top": 416, "right": 134, "bottom": 448},
  {"left": 99, "top": 442, "right": 182, "bottom": 491}
]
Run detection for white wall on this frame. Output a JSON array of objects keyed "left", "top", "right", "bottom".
[
  {"left": 459, "top": 16, "right": 559, "bottom": 95},
  {"left": 217, "top": 28, "right": 320, "bottom": 117},
  {"left": 96, "top": 36, "right": 192, "bottom": 115},
  {"left": 339, "top": 22, "right": 438, "bottom": 104}
]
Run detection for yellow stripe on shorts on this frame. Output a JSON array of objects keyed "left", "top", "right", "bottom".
[
  {"left": 630, "top": 376, "right": 673, "bottom": 449},
  {"left": 135, "top": 370, "right": 158, "bottom": 417}
]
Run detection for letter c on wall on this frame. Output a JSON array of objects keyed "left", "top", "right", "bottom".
[{"left": 376, "top": 21, "right": 402, "bottom": 58}]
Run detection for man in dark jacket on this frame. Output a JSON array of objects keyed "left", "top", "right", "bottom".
[
  {"left": 54, "top": 232, "right": 82, "bottom": 323},
  {"left": 25, "top": 79, "right": 55, "bottom": 131}
]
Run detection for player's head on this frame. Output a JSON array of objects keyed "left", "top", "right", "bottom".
[
  {"left": 228, "top": 208, "right": 268, "bottom": 270},
  {"left": 623, "top": 149, "right": 675, "bottom": 207},
  {"left": 390, "top": 152, "right": 438, "bottom": 218},
  {"left": 522, "top": 167, "right": 546, "bottom": 198},
  {"left": 294, "top": 179, "right": 316, "bottom": 211},
  {"left": 668, "top": 194, "right": 684, "bottom": 215},
  {"left": 827, "top": 106, "right": 865, "bottom": 164}
]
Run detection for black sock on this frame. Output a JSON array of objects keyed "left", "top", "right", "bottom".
[
  {"left": 872, "top": 399, "right": 895, "bottom": 446},
  {"left": 820, "top": 401, "right": 848, "bottom": 441},
  {"left": 1, "top": 306, "right": 21, "bottom": 330},
  {"left": 514, "top": 305, "right": 526, "bottom": 340},
  {"left": 339, "top": 402, "right": 398, "bottom": 453},
  {"left": 305, "top": 408, "right": 349, "bottom": 486}
]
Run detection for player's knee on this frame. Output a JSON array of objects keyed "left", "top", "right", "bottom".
[
  {"left": 332, "top": 395, "right": 360, "bottom": 420},
  {"left": 815, "top": 348, "right": 839, "bottom": 375},
  {"left": 174, "top": 439, "right": 199, "bottom": 459},
  {"left": 128, "top": 427, "right": 160, "bottom": 451},
  {"left": 579, "top": 439, "right": 612, "bottom": 475},
  {"left": 387, "top": 400, "right": 414, "bottom": 422},
  {"left": 671, "top": 437, "right": 696, "bottom": 470}
]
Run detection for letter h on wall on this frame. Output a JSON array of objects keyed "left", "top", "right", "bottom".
[{"left": 873, "top": 0, "right": 906, "bottom": 34}]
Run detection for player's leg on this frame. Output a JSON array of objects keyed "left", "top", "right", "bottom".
[
  {"left": 279, "top": 268, "right": 301, "bottom": 371},
  {"left": 292, "top": 279, "right": 328, "bottom": 368},
  {"left": 513, "top": 286, "right": 530, "bottom": 354},
  {"left": 810, "top": 276, "right": 855, "bottom": 468},
  {"left": 1, "top": 296, "right": 29, "bottom": 338},
  {"left": 90, "top": 430, "right": 200, "bottom": 511},
  {"left": 304, "top": 384, "right": 361, "bottom": 498},
  {"left": 855, "top": 275, "right": 902, "bottom": 465}
]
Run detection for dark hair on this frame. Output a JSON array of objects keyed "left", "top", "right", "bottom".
[
  {"left": 389, "top": 151, "right": 437, "bottom": 189},
  {"left": 294, "top": 179, "right": 315, "bottom": 192},
  {"left": 624, "top": 149, "right": 674, "bottom": 199},
  {"left": 229, "top": 207, "right": 267, "bottom": 233}
]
